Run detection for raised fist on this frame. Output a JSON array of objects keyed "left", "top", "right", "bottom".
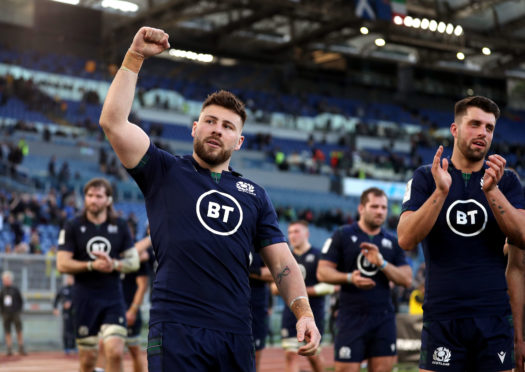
[{"left": 130, "top": 27, "right": 170, "bottom": 59}]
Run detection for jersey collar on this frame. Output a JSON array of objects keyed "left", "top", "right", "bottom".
[
  {"left": 185, "top": 155, "right": 243, "bottom": 177},
  {"left": 447, "top": 156, "right": 488, "bottom": 175}
]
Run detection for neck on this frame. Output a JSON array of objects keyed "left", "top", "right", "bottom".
[
  {"left": 358, "top": 219, "right": 380, "bottom": 236},
  {"left": 192, "top": 153, "right": 230, "bottom": 173},
  {"left": 86, "top": 211, "right": 108, "bottom": 225},
  {"left": 293, "top": 242, "right": 311, "bottom": 255},
  {"left": 451, "top": 150, "right": 484, "bottom": 173}
]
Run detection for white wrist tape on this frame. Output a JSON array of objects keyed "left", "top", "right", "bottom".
[{"left": 313, "top": 283, "right": 335, "bottom": 295}]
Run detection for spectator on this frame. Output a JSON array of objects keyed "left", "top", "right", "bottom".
[{"left": 0, "top": 271, "right": 26, "bottom": 356}]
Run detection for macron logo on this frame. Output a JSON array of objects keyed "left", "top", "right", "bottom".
[{"left": 498, "top": 351, "right": 506, "bottom": 364}]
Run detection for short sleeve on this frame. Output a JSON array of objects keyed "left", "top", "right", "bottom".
[
  {"left": 401, "top": 165, "right": 433, "bottom": 213},
  {"left": 391, "top": 240, "right": 409, "bottom": 267},
  {"left": 127, "top": 141, "right": 172, "bottom": 198},
  {"left": 57, "top": 220, "right": 76, "bottom": 253},
  {"left": 254, "top": 188, "right": 286, "bottom": 250},
  {"left": 320, "top": 228, "right": 343, "bottom": 264}
]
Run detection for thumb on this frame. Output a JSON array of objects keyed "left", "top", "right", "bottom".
[{"left": 296, "top": 318, "right": 306, "bottom": 342}]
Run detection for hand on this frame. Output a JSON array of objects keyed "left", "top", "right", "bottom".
[
  {"left": 483, "top": 154, "right": 506, "bottom": 192},
  {"left": 53, "top": 309, "right": 59, "bottom": 316},
  {"left": 63, "top": 301, "right": 71, "bottom": 310},
  {"left": 296, "top": 316, "right": 321, "bottom": 356},
  {"left": 360, "top": 242, "right": 383, "bottom": 267},
  {"left": 431, "top": 146, "right": 452, "bottom": 194},
  {"left": 92, "top": 251, "right": 113, "bottom": 273},
  {"left": 350, "top": 270, "right": 376, "bottom": 290},
  {"left": 126, "top": 309, "right": 136, "bottom": 326},
  {"left": 130, "top": 27, "right": 170, "bottom": 59}
]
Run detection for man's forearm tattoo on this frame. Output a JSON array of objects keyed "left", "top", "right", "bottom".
[
  {"left": 491, "top": 198, "right": 505, "bottom": 215},
  {"left": 277, "top": 266, "right": 290, "bottom": 284}
]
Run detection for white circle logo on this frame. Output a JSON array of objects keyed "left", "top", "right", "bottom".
[
  {"left": 446, "top": 199, "right": 487, "bottom": 237},
  {"left": 356, "top": 251, "right": 379, "bottom": 276},
  {"left": 196, "top": 190, "right": 243, "bottom": 236},
  {"left": 86, "top": 236, "right": 112, "bottom": 260}
]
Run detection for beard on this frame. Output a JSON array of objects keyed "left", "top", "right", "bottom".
[
  {"left": 458, "top": 135, "right": 489, "bottom": 162},
  {"left": 194, "top": 135, "right": 233, "bottom": 167},
  {"left": 363, "top": 215, "right": 384, "bottom": 230},
  {"left": 86, "top": 204, "right": 104, "bottom": 215}
]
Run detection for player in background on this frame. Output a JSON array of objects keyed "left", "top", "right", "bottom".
[
  {"left": 57, "top": 178, "right": 139, "bottom": 372},
  {"left": 249, "top": 249, "right": 274, "bottom": 371},
  {"left": 318, "top": 187, "right": 412, "bottom": 372},
  {"left": 275, "top": 220, "right": 335, "bottom": 372}
]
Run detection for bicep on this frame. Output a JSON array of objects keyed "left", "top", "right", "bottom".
[
  {"left": 107, "top": 123, "right": 150, "bottom": 169},
  {"left": 317, "top": 259, "right": 337, "bottom": 273},
  {"left": 259, "top": 242, "right": 292, "bottom": 272}
]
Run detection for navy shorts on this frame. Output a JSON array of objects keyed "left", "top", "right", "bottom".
[
  {"left": 334, "top": 311, "right": 396, "bottom": 362},
  {"left": 148, "top": 322, "right": 255, "bottom": 372},
  {"left": 419, "top": 315, "right": 514, "bottom": 372},
  {"left": 251, "top": 305, "right": 268, "bottom": 351},
  {"left": 74, "top": 295, "right": 127, "bottom": 338}
]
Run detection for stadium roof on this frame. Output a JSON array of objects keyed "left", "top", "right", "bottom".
[{"left": 75, "top": 0, "right": 525, "bottom": 77}]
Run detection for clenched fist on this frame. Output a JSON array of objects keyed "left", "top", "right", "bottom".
[{"left": 130, "top": 26, "right": 170, "bottom": 59}]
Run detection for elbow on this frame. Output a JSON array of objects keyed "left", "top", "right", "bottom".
[
  {"left": 56, "top": 261, "right": 66, "bottom": 274},
  {"left": 99, "top": 116, "right": 112, "bottom": 133},
  {"left": 316, "top": 269, "right": 326, "bottom": 283},
  {"left": 397, "top": 235, "right": 415, "bottom": 251}
]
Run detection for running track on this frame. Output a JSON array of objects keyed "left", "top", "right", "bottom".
[{"left": 0, "top": 346, "right": 335, "bottom": 371}]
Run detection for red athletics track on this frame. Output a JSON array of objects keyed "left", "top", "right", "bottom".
[{"left": 0, "top": 346, "right": 335, "bottom": 372}]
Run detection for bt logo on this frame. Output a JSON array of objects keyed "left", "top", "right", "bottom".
[
  {"left": 446, "top": 199, "right": 487, "bottom": 237},
  {"left": 196, "top": 190, "right": 243, "bottom": 236}
]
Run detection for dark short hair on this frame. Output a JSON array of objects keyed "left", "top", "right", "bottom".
[
  {"left": 289, "top": 220, "right": 309, "bottom": 228},
  {"left": 360, "top": 187, "right": 386, "bottom": 206},
  {"left": 454, "top": 96, "right": 500, "bottom": 121},
  {"left": 202, "top": 90, "right": 247, "bottom": 125}
]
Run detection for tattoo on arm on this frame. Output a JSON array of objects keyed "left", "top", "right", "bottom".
[
  {"left": 491, "top": 199, "right": 505, "bottom": 215},
  {"left": 277, "top": 266, "right": 290, "bottom": 284}
]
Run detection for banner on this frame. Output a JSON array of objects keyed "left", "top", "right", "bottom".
[{"left": 396, "top": 313, "right": 423, "bottom": 363}]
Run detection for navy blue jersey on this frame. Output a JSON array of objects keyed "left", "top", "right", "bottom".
[
  {"left": 58, "top": 216, "right": 133, "bottom": 298},
  {"left": 122, "top": 261, "right": 149, "bottom": 307},
  {"left": 401, "top": 160, "right": 525, "bottom": 321},
  {"left": 249, "top": 251, "right": 268, "bottom": 290},
  {"left": 282, "top": 247, "right": 325, "bottom": 334},
  {"left": 321, "top": 222, "right": 408, "bottom": 314},
  {"left": 128, "top": 143, "right": 286, "bottom": 335}
]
